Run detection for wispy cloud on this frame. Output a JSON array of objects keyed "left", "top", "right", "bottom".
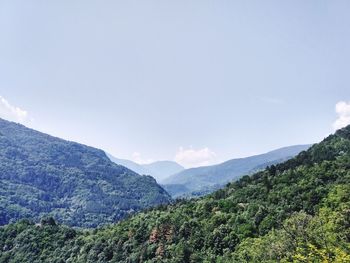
[
  {"left": 0, "top": 96, "right": 28, "bottom": 123},
  {"left": 174, "top": 146, "right": 217, "bottom": 168},
  {"left": 333, "top": 101, "right": 350, "bottom": 131}
]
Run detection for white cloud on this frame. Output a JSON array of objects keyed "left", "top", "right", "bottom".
[
  {"left": 132, "top": 152, "right": 154, "bottom": 164},
  {"left": 333, "top": 101, "right": 350, "bottom": 131},
  {"left": 0, "top": 96, "right": 28, "bottom": 123},
  {"left": 174, "top": 147, "right": 217, "bottom": 168}
]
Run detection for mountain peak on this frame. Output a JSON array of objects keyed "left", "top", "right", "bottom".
[{"left": 107, "top": 153, "right": 184, "bottom": 183}]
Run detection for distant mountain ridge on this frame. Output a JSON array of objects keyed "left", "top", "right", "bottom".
[
  {"left": 0, "top": 118, "right": 171, "bottom": 227},
  {"left": 142, "top": 161, "right": 184, "bottom": 182},
  {"left": 163, "top": 144, "right": 311, "bottom": 197},
  {"left": 106, "top": 154, "right": 150, "bottom": 176},
  {"left": 106, "top": 154, "right": 184, "bottom": 183}
]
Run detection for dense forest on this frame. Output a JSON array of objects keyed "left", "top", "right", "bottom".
[
  {"left": 0, "top": 119, "right": 171, "bottom": 228},
  {"left": 1, "top": 125, "right": 350, "bottom": 262}
]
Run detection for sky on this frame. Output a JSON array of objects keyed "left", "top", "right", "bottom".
[{"left": 0, "top": 0, "right": 350, "bottom": 168}]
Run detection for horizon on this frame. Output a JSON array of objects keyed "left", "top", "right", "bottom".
[
  {"left": 106, "top": 142, "right": 314, "bottom": 167},
  {"left": 1, "top": 1, "right": 350, "bottom": 168},
  {"left": 0, "top": 116, "right": 313, "bottom": 169}
]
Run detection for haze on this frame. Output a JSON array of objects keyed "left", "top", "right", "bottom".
[{"left": 1, "top": 0, "right": 349, "bottom": 167}]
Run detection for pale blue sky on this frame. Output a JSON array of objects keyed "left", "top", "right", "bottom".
[{"left": 0, "top": 1, "right": 349, "bottom": 167}]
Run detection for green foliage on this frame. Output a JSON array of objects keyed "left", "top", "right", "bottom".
[
  {"left": 1, "top": 125, "right": 350, "bottom": 262},
  {"left": 0, "top": 119, "right": 171, "bottom": 228}
]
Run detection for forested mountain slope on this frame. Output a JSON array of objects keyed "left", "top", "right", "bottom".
[
  {"left": 1, "top": 126, "right": 350, "bottom": 262},
  {"left": 0, "top": 119, "right": 171, "bottom": 228}
]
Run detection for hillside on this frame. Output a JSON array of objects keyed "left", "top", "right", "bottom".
[
  {"left": 163, "top": 144, "right": 311, "bottom": 197},
  {"left": 0, "top": 119, "right": 171, "bottom": 228},
  {"left": 1, "top": 126, "right": 350, "bottom": 262},
  {"left": 106, "top": 154, "right": 184, "bottom": 183}
]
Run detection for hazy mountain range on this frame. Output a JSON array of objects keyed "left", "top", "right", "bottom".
[
  {"left": 106, "top": 154, "right": 184, "bottom": 183},
  {"left": 162, "top": 144, "right": 311, "bottom": 197},
  {"left": 108, "top": 144, "right": 311, "bottom": 199}
]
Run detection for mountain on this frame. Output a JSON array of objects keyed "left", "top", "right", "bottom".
[
  {"left": 106, "top": 154, "right": 150, "bottom": 176},
  {"left": 1, "top": 126, "right": 350, "bottom": 262},
  {"left": 0, "top": 118, "right": 171, "bottom": 228},
  {"left": 163, "top": 144, "right": 311, "bottom": 197},
  {"left": 142, "top": 161, "right": 184, "bottom": 182},
  {"left": 106, "top": 153, "right": 184, "bottom": 183}
]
